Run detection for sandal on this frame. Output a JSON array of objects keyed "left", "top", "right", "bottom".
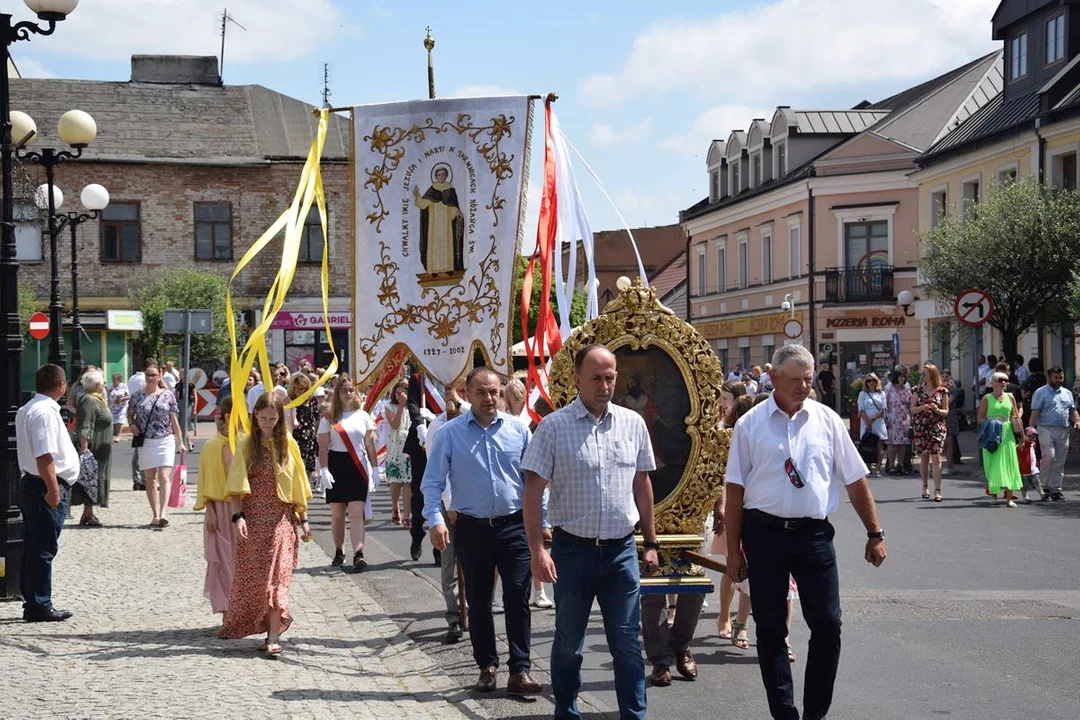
[
  {"left": 265, "top": 642, "right": 283, "bottom": 658},
  {"left": 402, "top": 518, "right": 412, "bottom": 530},
  {"left": 922, "top": 485, "right": 930, "bottom": 499},
  {"left": 82, "top": 515, "right": 101, "bottom": 527},
  {"left": 717, "top": 618, "right": 733, "bottom": 639},
  {"left": 392, "top": 510, "right": 401, "bottom": 525},
  {"left": 934, "top": 491, "right": 942, "bottom": 503},
  {"left": 731, "top": 621, "right": 749, "bottom": 650},
  {"left": 786, "top": 643, "right": 796, "bottom": 663}
]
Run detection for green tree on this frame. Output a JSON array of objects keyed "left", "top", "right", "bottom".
[
  {"left": 18, "top": 280, "right": 38, "bottom": 345},
  {"left": 130, "top": 268, "right": 231, "bottom": 366},
  {"left": 511, "top": 254, "right": 587, "bottom": 346},
  {"left": 920, "top": 175, "right": 1080, "bottom": 363}
]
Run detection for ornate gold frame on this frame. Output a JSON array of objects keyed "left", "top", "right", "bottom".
[{"left": 548, "top": 279, "right": 730, "bottom": 583}]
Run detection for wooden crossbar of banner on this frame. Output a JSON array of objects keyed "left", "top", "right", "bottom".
[{"left": 314, "top": 93, "right": 557, "bottom": 116}]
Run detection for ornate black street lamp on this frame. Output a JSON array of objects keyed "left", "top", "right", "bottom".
[
  {"left": 37, "top": 183, "right": 109, "bottom": 381},
  {"left": 1, "top": 0, "right": 81, "bottom": 600},
  {"left": 22, "top": 108, "right": 98, "bottom": 370}
]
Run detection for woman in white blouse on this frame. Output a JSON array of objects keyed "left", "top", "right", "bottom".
[{"left": 857, "top": 373, "right": 888, "bottom": 477}]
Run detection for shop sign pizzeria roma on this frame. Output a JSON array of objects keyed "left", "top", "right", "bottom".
[{"left": 825, "top": 315, "right": 905, "bottom": 328}]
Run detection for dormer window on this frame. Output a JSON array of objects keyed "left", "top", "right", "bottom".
[
  {"left": 710, "top": 170, "right": 720, "bottom": 202},
  {"left": 732, "top": 162, "right": 741, "bottom": 193},
  {"left": 777, "top": 142, "right": 787, "bottom": 176},
  {"left": 752, "top": 153, "right": 762, "bottom": 188},
  {"left": 1046, "top": 14, "right": 1065, "bottom": 65},
  {"left": 1010, "top": 32, "right": 1028, "bottom": 80}
]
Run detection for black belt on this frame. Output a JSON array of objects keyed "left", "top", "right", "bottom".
[
  {"left": 456, "top": 509, "right": 523, "bottom": 527},
  {"left": 554, "top": 527, "right": 635, "bottom": 547},
  {"left": 22, "top": 473, "right": 70, "bottom": 490},
  {"left": 745, "top": 509, "right": 829, "bottom": 531}
]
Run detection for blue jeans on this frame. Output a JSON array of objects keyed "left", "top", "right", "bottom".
[
  {"left": 742, "top": 511, "right": 842, "bottom": 720},
  {"left": 18, "top": 475, "right": 69, "bottom": 615},
  {"left": 551, "top": 532, "right": 645, "bottom": 720}
]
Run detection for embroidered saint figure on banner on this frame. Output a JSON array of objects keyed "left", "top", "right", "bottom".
[{"left": 413, "top": 162, "right": 465, "bottom": 283}]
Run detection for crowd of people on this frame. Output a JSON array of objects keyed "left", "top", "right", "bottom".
[{"left": 16, "top": 341, "right": 1078, "bottom": 718}]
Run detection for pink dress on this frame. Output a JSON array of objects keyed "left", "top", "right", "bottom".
[
  {"left": 218, "top": 448, "right": 299, "bottom": 639},
  {"left": 884, "top": 382, "right": 912, "bottom": 445},
  {"left": 203, "top": 499, "right": 236, "bottom": 614}
]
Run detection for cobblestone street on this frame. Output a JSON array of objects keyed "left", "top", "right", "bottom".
[{"left": 0, "top": 452, "right": 486, "bottom": 720}]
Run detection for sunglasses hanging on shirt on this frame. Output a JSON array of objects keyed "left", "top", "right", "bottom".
[{"left": 784, "top": 457, "right": 805, "bottom": 489}]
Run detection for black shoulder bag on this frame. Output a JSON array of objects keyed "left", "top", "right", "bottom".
[{"left": 131, "top": 393, "right": 162, "bottom": 449}]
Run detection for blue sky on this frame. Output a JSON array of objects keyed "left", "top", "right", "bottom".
[{"left": 9, "top": 0, "right": 1000, "bottom": 246}]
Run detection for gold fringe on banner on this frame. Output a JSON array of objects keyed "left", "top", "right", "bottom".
[{"left": 225, "top": 108, "right": 338, "bottom": 448}]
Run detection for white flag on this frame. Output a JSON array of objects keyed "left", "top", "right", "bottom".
[{"left": 351, "top": 97, "right": 533, "bottom": 385}]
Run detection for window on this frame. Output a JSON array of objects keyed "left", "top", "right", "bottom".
[
  {"left": 741, "top": 346, "right": 751, "bottom": 370},
  {"left": 761, "top": 228, "right": 773, "bottom": 284},
  {"left": 996, "top": 166, "right": 1018, "bottom": 185},
  {"left": 14, "top": 202, "right": 41, "bottom": 262},
  {"left": 762, "top": 344, "right": 774, "bottom": 367},
  {"left": 961, "top": 178, "right": 980, "bottom": 219},
  {"left": 299, "top": 206, "right": 326, "bottom": 263},
  {"left": 716, "top": 243, "right": 726, "bottom": 293},
  {"left": 1010, "top": 32, "right": 1028, "bottom": 80},
  {"left": 1046, "top": 14, "right": 1065, "bottom": 65},
  {"left": 777, "top": 142, "right": 787, "bottom": 176},
  {"left": 697, "top": 246, "right": 706, "bottom": 293},
  {"left": 752, "top": 153, "right": 762, "bottom": 187},
  {"left": 1053, "top": 151, "right": 1077, "bottom": 190},
  {"left": 101, "top": 202, "right": 140, "bottom": 263},
  {"left": 710, "top": 171, "right": 719, "bottom": 202},
  {"left": 738, "top": 234, "right": 748, "bottom": 288},
  {"left": 930, "top": 188, "right": 948, "bottom": 229},
  {"left": 718, "top": 348, "right": 729, "bottom": 371},
  {"left": 732, "top": 162, "right": 741, "bottom": 193},
  {"left": 788, "top": 222, "right": 801, "bottom": 278},
  {"left": 194, "top": 202, "right": 232, "bottom": 260},
  {"left": 844, "top": 220, "right": 888, "bottom": 267}
]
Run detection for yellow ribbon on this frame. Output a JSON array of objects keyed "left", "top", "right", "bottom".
[{"left": 225, "top": 108, "right": 338, "bottom": 448}]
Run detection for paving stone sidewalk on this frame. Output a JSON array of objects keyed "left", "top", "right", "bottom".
[{"left": 0, "top": 483, "right": 487, "bottom": 720}]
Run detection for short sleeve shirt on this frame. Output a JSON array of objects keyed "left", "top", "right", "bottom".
[
  {"left": 16, "top": 394, "right": 80, "bottom": 482},
  {"left": 317, "top": 409, "right": 374, "bottom": 452},
  {"left": 130, "top": 390, "right": 179, "bottom": 439},
  {"left": 520, "top": 396, "right": 655, "bottom": 539},
  {"left": 1031, "top": 385, "right": 1075, "bottom": 427}
]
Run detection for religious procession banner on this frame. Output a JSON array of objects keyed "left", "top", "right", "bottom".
[{"left": 352, "top": 97, "right": 533, "bottom": 386}]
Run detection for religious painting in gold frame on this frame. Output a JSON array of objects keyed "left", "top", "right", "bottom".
[{"left": 547, "top": 279, "right": 729, "bottom": 538}]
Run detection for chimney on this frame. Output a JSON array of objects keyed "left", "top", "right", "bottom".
[{"left": 130, "top": 55, "right": 220, "bottom": 86}]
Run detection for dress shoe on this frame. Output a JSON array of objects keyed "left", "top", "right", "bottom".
[
  {"left": 444, "top": 621, "right": 463, "bottom": 644},
  {"left": 24, "top": 608, "right": 73, "bottom": 623},
  {"left": 675, "top": 649, "right": 698, "bottom": 679},
  {"left": 507, "top": 671, "right": 542, "bottom": 695},
  {"left": 650, "top": 664, "right": 672, "bottom": 686},
  {"left": 410, "top": 537, "right": 423, "bottom": 561},
  {"left": 474, "top": 666, "right": 497, "bottom": 692}
]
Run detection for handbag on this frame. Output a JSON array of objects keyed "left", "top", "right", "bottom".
[
  {"left": 131, "top": 392, "right": 163, "bottom": 449},
  {"left": 76, "top": 449, "right": 100, "bottom": 504},
  {"left": 168, "top": 464, "right": 188, "bottom": 508}
]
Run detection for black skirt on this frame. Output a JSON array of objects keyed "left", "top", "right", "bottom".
[{"left": 325, "top": 449, "right": 369, "bottom": 504}]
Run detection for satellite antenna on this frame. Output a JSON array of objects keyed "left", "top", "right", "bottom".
[
  {"left": 219, "top": 8, "right": 247, "bottom": 85},
  {"left": 322, "top": 63, "right": 332, "bottom": 107}
]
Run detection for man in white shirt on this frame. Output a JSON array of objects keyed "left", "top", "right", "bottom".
[
  {"left": 16, "top": 364, "right": 81, "bottom": 622},
  {"left": 126, "top": 357, "right": 154, "bottom": 491},
  {"left": 725, "top": 344, "right": 886, "bottom": 720},
  {"left": 162, "top": 360, "right": 179, "bottom": 393},
  {"left": 727, "top": 363, "right": 744, "bottom": 382}
]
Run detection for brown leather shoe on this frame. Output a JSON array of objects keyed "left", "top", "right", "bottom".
[
  {"left": 675, "top": 649, "right": 698, "bottom": 679},
  {"left": 474, "top": 666, "right": 497, "bottom": 692},
  {"left": 650, "top": 664, "right": 672, "bottom": 686},
  {"left": 507, "top": 671, "right": 542, "bottom": 695}
]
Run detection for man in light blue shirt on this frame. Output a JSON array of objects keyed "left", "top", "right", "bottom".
[
  {"left": 1029, "top": 365, "right": 1079, "bottom": 501},
  {"left": 421, "top": 366, "right": 541, "bottom": 696}
]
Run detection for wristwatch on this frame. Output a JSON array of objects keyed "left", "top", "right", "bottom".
[
  {"left": 867, "top": 529, "right": 885, "bottom": 539},
  {"left": 642, "top": 540, "right": 661, "bottom": 551},
  {"left": 231, "top": 512, "right": 245, "bottom": 524}
]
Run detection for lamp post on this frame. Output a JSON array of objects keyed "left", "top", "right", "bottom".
[
  {"left": 50, "top": 183, "right": 109, "bottom": 382},
  {"left": 23, "top": 108, "right": 98, "bottom": 372},
  {"left": 1, "top": 0, "right": 80, "bottom": 601}
]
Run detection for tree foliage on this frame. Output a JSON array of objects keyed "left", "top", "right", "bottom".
[
  {"left": 919, "top": 175, "right": 1080, "bottom": 362},
  {"left": 18, "top": 281, "right": 38, "bottom": 345},
  {"left": 511, "top": 254, "right": 587, "bottom": 346},
  {"left": 130, "top": 268, "right": 231, "bottom": 366}
]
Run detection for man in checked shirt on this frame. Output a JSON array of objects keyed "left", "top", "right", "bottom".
[{"left": 522, "top": 344, "right": 659, "bottom": 720}]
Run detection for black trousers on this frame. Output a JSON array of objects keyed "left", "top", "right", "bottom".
[
  {"left": 407, "top": 450, "right": 427, "bottom": 544},
  {"left": 19, "top": 475, "right": 70, "bottom": 615},
  {"left": 742, "top": 511, "right": 842, "bottom": 720},
  {"left": 454, "top": 515, "right": 532, "bottom": 673}
]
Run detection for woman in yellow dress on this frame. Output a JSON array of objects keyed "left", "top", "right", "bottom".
[
  {"left": 194, "top": 397, "right": 236, "bottom": 614},
  {"left": 413, "top": 163, "right": 464, "bottom": 275}
]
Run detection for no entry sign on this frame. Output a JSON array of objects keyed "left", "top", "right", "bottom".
[
  {"left": 953, "top": 289, "right": 993, "bottom": 327},
  {"left": 28, "top": 312, "right": 49, "bottom": 340}
]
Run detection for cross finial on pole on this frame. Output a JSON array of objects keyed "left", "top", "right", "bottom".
[{"left": 424, "top": 26, "right": 436, "bottom": 99}]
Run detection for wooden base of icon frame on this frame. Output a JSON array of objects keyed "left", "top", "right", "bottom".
[{"left": 547, "top": 279, "right": 731, "bottom": 592}]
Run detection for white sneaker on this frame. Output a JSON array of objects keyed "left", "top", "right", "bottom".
[
  {"left": 530, "top": 592, "right": 554, "bottom": 609},
  {"left": 1006, "top": 499, "right": 1018, "bottom": 508},
  {"left": 492, "top": 601, "right": 505, "bottom": 614}
]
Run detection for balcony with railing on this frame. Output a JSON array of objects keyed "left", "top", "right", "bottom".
[{"left": 824, "top": 265, "right": 894, "bottom": 304}]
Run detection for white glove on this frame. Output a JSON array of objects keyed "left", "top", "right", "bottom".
[
  {"left": 369, "top": 464, "right": 382, "bottom": 490},
  {"left": 420, "top": 407, "right": 437, "bottom": 422},
  {"left": 318, "top": 466, "right": 335, "bottom": 491},
  {"left": 417, "top": 423, "right": 428, "bottom": 447}
]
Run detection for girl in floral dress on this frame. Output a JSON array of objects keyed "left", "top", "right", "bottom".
[
  {"left": 884, "top": 369, "right": 912, "bottom": 474},
  {"left": 383, "top": 380, "right": 412, "bottom": 526},
  {"left": 288, "top": 374, "right": 320, "bottom": 484},
  {"left": 219, "top": 392, "right": 311, "bottom": 657},
  {"left": 910, "top": 363, "right": 949, "bottom": 502}
]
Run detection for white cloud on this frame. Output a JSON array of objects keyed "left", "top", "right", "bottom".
[
  {"left": 589, "top": 119, "right": 651, "bottom": 147},
  {"left": 578, "top": 0, "right": 999, "bottom": 107},
  {"left": 8, "top": 1, "right": 352, "bottom": 64},
  {"left": 10, "top": 57, "right": 56, "bottom": 79},
  {"left": 449, "top": 85, "right": 522, "bottom": 98},
  {"left": 661, "top": 104, "right": 771, "bottom": 156}
]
